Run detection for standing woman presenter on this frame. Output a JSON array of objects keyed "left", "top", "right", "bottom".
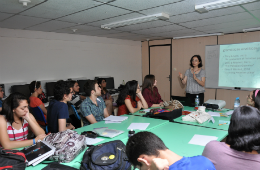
[{"left": 179, "top": 55, "right": 206, "bottom": 106}]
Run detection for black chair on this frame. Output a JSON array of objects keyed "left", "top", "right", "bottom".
[
  {"left": 11, "top": 84, "right": 31, "bottom": 99},
  {"left": 45, "top": 82, "right": 56, "bottom": 97}
]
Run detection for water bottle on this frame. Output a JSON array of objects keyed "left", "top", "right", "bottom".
[
  {"left": 195, "top": 95, "right": 200, "bottom": 107},
  {"left": 128, "top": 129, "right": 135, "bottom": 138},
  {"left": 234, "top": 97, "right": 240, "bottom": 110},
  {"left": 122, "top": 80, "right": 125, "bottom": 85}
]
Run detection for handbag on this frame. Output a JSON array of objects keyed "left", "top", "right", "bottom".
[
  {"left": 182, "top": 107, "right": 211, "bottom": 124},
  {"left": 0, "top": 148, "right": 27, "bottom": 170}
]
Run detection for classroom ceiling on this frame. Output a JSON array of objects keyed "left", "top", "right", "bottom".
[{"left": 0, "top": 0, "right": 260, "bottom": 41}]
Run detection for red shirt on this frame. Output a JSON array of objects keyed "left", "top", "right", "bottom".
[
  {"left": 29, "top": 96, "right": 47, "bottom": 125},
  {"left": 118, "top": 95, "right": 140, "bottom": 116},
  {"left": 142, "top": 87, "right": 163, "bottom": 108}
]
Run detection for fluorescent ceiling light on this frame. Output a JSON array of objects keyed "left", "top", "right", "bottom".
[
  {"left": 101, "top": 13, "right": 169, "bottom": 29},
  {"left": 173, "top": 33, "right": 224, "bottom": 39},
  {"left": 195, "top": 0, "right": 258, "bottom": 13},
  {"left": 243, "top": 27, "right": 260, "bottom": 32}
]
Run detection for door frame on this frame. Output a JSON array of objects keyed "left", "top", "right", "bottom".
[{"left": 148, "top": 40, "right": 172, "bottom": 100}]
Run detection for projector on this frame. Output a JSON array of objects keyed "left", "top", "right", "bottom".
[{"left": 203, "top": 99, "right": 226, "bottom": 110}]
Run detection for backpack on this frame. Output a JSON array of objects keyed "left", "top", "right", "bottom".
[
  {"left": 80, "top": 140, "right": 131, "bottom": 170},
  {"left": 0, "top": 148, "right": 27, "bottom": 170},
  {"left": 44, "top": 129, "right": 86, "bottom": 163}
]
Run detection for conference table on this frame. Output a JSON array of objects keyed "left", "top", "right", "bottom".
[
  {"left": 121, "top": 122, "right": 228, "bottom": 156},
  {"left": 25, "top": 107, "right": 231, "bottom": 170},
  {"left": 25, "top": 115, "right": 168, "bottom": 170}
]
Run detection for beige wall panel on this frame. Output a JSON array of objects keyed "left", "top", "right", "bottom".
[
  {"left": 204, "top": 88, "right": 216, "bottom": 101},
  {"left": 216, "top": 89, "right": 232, "bottom": 109},
  {"left": 149, "top": 39, "right": 171, "bottom": 46},
  {"left": 172, "top": 36, "right": 217, "bottom": 101},
  {"left": 241, "top": 31, "right": 260, "bottom": 43},
  {"left": 142, "top": 41, "right": 149, "bottom": 82},
  {"left": 230, "top": 90, "right": 249, "bottom": 107},
  {"left": 218, "top": 34, "right": 236, "bottom": 44}
]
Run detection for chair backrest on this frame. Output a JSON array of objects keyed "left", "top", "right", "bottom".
[
  {"left": 71, "top": 105, "right": 81, "bottom": 120},
  {"left": 31, "top": 107, "right": 47, "bottom": 124}
]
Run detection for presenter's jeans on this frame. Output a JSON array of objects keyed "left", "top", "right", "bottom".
[{"left": 186, "top": 93, "right": 204, "bottom": 107}]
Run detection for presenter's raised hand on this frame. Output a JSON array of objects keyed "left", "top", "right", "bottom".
[
  {"left": 179, "top": 72, "right": 183, "bottom": 79},
  {"left": 193, "top": 72, "right": 197, "bottom": 81}
]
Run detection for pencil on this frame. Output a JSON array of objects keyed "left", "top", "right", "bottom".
[{"left": 219, "top": 123, "right": 227, "bottom": 126}]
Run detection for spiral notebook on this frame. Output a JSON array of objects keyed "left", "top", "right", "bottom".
[{"left": 21, "top": 140, "right": 55, "bottom": 166}]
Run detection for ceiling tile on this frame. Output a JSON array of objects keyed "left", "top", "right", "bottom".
[
  {"left": 195, "top": 19, "right": 260, "bottom": 32},
  {"left": 0, "top": 0, "right": 45, "bottom": 14},
  {"left": 179, "top": 12, "right": 253, "bottom": 28},
  {"left": 241, "top": 1, "right": 260, "bottom": 11},
  {"left": 131, "top": 24, "right": 186, "bottom": 35},
  {"left": 25, "top": 20, "right": 77, "bottom": 31},
  {"left": 58, "top": 5, "right": 131, "bottom": 24},
  {"left": 20, "top": 0, "right": 102, "bottom": 19},
  {"left": 80, "top": 29, "right": 122, "bottom": 36},
  {"left": 0, "top": 12, "right": 13, "bottom": 21},
  {"left": 87, "top": 12, "right": 145, "bottom": 27},
  {"left": 115, "top": 20, "right": 172, "bottom": 32},
  {"left": 169, "top": 6, "right": 244, "bottom": 24},
  {"left": 250, "top": 9, "right": 260, "bottom": 19},
  {"left": 109, "top": 0, "right": 181, "bottom": 11},
  {"left": 55, "top": 24, "right": 98, "bottom": 34},
  {"left": 0, "top": 15, "right": 49, "bottom": 29}
]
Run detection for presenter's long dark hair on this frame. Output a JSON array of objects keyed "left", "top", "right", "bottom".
[
  {"left": 142, "top": 75, "right": 157, "bottom": 98},
  {"left": 190, "top": 55, "right": 203, "bottom": 68},
  {"left": 226, "top": 106, "right": 260, "bottom": 152},
  {"left": 117, "top": 80, "right": 138, "bottom": 106}
]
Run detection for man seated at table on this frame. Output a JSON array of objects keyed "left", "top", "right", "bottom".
[
  {"left": 80, "top": 80, "right": 109, "bottom": 126},
  {"left": 126, "top": 131, "right": 216, "bottom": 170},
  {"left": 69, "top": 80, "right": 86, "bottom": 110},
  {"left": 47, "top": 81, "right": 75, "bottom": 133}
]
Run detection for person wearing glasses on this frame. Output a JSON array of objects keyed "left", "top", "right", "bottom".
[
  {"left": 0, "top": 92, "right": 46, "bottom": 149},
  {"left": 47, "top": 81, "right": 75, "bottom": 133},
  {"left": 29, "top": 81, "right": 48, "bottom": 125},
  {"left": 246, "top": 89, "right": 260, "bottom": 110},
  {"left": 117, "top": 80, "right": 148, "bottom": 116},
  {"left": 0, "top": 85, "right": 4, "bottom": 113}
]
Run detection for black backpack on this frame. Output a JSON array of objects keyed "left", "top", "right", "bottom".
[
  {"left": 0, "top": 148, "right": 27, "bottom": 170},
  {"left": 80, "top": 140, "right": 131, "bottom": 170}
]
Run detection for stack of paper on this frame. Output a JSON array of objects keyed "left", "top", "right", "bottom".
[
  {"left": 127, "top": 123, "right": 150, "bottom": 130},
  {"left": 104, "top": 115, "right": 128, "bottom": 124},
  {"left": 188, "top": 134, "right": 218, "bottom": 146},
  {"left": 207, "top": 111, "right": 220, "bottom": 117}
]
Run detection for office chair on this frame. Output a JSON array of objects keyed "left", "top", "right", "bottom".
[
  {"left": 31, "top": 106, "right": 48, "bottom": 133},
  {"left": 71, "top": 105, "right": 83, "bottom": 127}
]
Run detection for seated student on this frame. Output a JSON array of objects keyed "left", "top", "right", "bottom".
[
  {"left": 69, "top": 80, "right": 86, "bottom": 110},
  {"left": 97, "top": 78, "right": 113, "bottom": 115},
  {"left": 29, "top": 81, "right": 48, "bottom": 125},
  {"left": 0, "top": 85, "right": 4, "bottom": 113},
  {"left": 80, "top": 80, "right": 109, "bottom": 126},
  {"left": 202, "top": 106, "right": 260, "bottom": 170},
  {"left": 142, "top": 75, "right": 164, "bottom": 108},
  {"left": 117, "top": 80, "right": 148, "bottom": 116},
  {"left": 126, "top": 131, "right": 216, "bottom": 170},
  {"left": 0, "top": 92, "right": 46, "bottom": 149},
  {"left": 246, "top": 89, "right": 260, "bottom": 110},
  {"left": 47, "top": 81, "right": 75, "bottom": 133}
]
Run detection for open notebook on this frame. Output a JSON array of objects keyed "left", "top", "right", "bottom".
[{"left": 93, "top": 127, "right": 124, "bottom": 138}]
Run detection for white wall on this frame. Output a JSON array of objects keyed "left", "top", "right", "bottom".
[{"left": 0, "top": 28, "right": 142, "bottom": 89}]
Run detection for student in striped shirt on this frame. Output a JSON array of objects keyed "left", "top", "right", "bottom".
[{"left": 0, "top": 92, "right": 46, "bottom": 149}]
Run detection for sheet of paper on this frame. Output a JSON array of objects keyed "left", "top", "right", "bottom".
[
  {"left": 127, "top": 123, "right": 150, "bottom": 130},
  {"left": 105, "top": 120, "right": 122, "bottom": 124},
  {"left": 225, "top": 110, "right": 234, "bottom": 115},
  {"left": 142, "top": 109, "right": 151, "bottom": 112},
  {"left": 188, "top": 135, "right": 218, "bottom": 146},
  {"left": 104, "top": 115, "right": 128, "bottom": 122},
  {"left": 85, "top": 137, "right": 104, "bottom": 145},
  {"left": 219, "top": 120, "right": 230, "bottom": 125},
  {"left": 208, "top": 117, "right": 215, "bottom": 123},
  {"left": 207, "top": 111, "right": 220, "bottom": 117}
]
